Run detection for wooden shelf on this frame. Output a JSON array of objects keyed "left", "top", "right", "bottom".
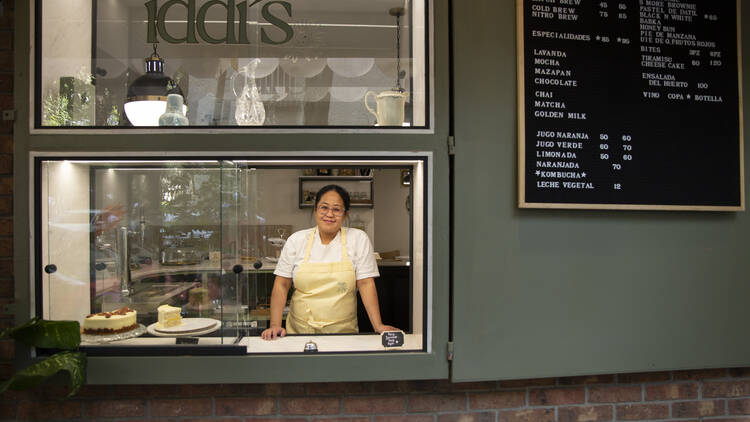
[{"left": 299, "top": 176, "right": 374, "bottom": 209}]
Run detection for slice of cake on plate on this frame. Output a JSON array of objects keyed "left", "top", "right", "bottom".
[
  {"left": 83, "top": 307, "right": 137, "bottom": 335},
  {"left": 157, "top": 304, "right": 183, "bottom": 328}
]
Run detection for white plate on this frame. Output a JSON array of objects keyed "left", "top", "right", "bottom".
[
  {"left": 81, "top": 324, "right": 147, "bottom": 344},
  {"left": 147, "top": 318, "right": 221, "bottom": 337}
]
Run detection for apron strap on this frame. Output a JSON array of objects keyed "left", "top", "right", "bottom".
[
  {"left": 340, "top": 227, "right": 350, "bottom": 261},
  {"left": 302, "top": 227, "right": 316, "bottom": 263}
]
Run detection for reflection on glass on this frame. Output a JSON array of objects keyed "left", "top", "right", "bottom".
[{"left": 37, "top": 0, "right": 428, "bottom": 128}]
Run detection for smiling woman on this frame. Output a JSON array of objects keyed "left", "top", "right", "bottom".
[{"left": 261, "top": 184, "right": 398, "bottom": 339}]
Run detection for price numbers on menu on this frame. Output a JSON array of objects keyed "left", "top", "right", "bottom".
[
  {"left": 598, "top": 134, "right": 633, "bottom": 190},
  {"left": 598, "top": 1, "right": 629, "bottom": 19}
]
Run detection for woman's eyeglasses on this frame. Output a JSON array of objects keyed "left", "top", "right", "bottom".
[{"left": 317, "top": 204, "right": 346, "bottom": 217}]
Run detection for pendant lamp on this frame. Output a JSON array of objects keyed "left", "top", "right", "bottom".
[
  {"left": 390, "top": 6, "right": 405, "bottom": 92},
  {"left": 124, "top": 44, "right": 186, "bottom": 126}
]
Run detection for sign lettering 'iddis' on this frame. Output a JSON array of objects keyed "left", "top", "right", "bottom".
[{"left": 145, "top": 0, "right": 294, "bottom": 45}]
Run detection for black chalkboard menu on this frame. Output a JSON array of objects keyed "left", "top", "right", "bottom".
[{"left": 518, "top": 0, "right": 744, "bottom": 210}]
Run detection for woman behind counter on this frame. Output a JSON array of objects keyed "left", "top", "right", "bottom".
[{"left": 261, "top": 184, "right": 398, "bottom": 340}]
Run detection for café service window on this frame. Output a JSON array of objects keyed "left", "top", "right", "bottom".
[
  {"left": 35, "top": 0, "right": 429, "bottom": 128},
  {"left": 36, "top": 156, "right": 429, "bottom": 354}
]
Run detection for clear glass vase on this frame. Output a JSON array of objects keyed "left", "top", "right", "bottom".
[{"left": 232, "top": 59, "right": 266, "bottom": 126}]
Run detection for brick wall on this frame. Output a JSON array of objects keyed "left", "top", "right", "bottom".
[
  {"left": 4, "top": 3, "right": 750, "bottom": 422},
  {"left": 4, "top": 369, "right": 750, "bottom": 421},
  {"left": 0, "top": 0, "right": 14, "bottom": 382}
]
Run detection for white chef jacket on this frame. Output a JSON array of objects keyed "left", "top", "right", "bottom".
[{"left": 273, "top": 227, "right": 380, "bottom": 281}]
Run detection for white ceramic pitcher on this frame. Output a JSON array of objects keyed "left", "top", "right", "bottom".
[{"left": 365, "top": 90, "right": 409, "bottom": 126}]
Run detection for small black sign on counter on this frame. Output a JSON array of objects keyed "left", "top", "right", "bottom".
[{"left": 381, "top": 331, "right": 404, "bottom": 348}]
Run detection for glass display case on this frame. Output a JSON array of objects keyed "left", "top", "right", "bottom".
[
  {"left": 35, "top": 0, "right": 429, "bottom": 128},
  {"left": 36, "top": 157, "right": 427, "bottom": 354}
]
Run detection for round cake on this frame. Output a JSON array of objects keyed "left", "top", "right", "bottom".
[{"left": 82, "top": 307, "right": 138, "bottom": 335}]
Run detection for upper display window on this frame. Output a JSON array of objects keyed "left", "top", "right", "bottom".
[{"left": 35, "top": 0, "right": 429, "bottom": 128}]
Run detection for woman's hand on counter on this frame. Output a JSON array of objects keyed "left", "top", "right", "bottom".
[
  {"left": 373, "top": 324, "right": 399, "bottom": 334},
  {"left": 261, "top": 326, "right": 286, "bottom": 340}
]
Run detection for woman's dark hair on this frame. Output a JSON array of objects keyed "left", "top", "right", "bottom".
[{"left": 315, "top": 184, "right": 351, "bottom": 211}]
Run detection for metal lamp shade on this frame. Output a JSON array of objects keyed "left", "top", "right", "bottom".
[{"left": 124, "top": 48, "right": 186, "bottom": 126}]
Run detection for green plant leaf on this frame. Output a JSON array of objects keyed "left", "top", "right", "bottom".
[
  {"left": 0, "top": 351, "right": 87, "bottom": 397},
  {"left": 0, "top": 318, "right": 80, "bottom": 350},
  {"left": 42, "top": 94, "right": 71, "bottom": 126}
]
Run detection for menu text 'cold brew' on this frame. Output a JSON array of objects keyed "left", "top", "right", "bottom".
[{"left": 518, "top": 0, "right": 743, "bottom": 210}]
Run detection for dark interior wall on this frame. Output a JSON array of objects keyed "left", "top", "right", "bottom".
[{"left": 452, "top": 0, "right": 750, "bottom": 381}]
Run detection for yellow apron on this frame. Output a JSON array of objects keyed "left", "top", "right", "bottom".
[{"left": 285, "top": 227, "right": 358, "bottom": 334}]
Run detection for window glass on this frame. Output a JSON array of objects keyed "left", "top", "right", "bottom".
[
  {"left": 38, "top": 158, "right": 426, "bottom": 353},
  {"left": 37, "top": 0, "right": 428, "bottom": 128}
]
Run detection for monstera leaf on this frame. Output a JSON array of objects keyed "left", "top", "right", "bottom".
[
  {"left": 0, "top": 318, "right": 86, "bottom": 396},
  {"left": 1, "top": 318, "right": 80, "bottom": 350},
  {"left": 0, "top": 351, "right": 86, "bottom": 396}
]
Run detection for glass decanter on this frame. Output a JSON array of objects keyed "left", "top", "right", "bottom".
[
  {"left": 232, "top": 59, "right": 266, "bottom": 126},
  {"left": 158, "top": 94, "right": 189, "bottom": 126}
]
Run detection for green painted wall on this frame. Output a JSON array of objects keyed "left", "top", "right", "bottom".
[
  {"left": 16, "top": 0, "right": 750, "bottom": 385},
  {"left": 452, "top": 0, "right": 750, "bottom": 381}
]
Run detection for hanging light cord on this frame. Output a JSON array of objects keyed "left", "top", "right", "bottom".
[{"left": 396, "top": 12, "right": 402, "bottom": 91}]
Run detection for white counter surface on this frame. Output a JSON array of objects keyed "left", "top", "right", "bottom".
[{"left": 82, "top": 333, "right": 424, "bottom": 353}]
